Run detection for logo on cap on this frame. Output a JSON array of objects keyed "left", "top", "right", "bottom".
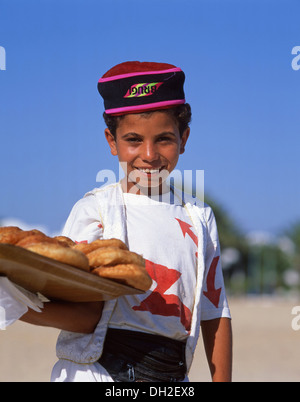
[{"left": 124, "top": 82, "right": 163, "bottom": 98}]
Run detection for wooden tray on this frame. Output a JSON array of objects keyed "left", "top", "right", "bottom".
[{"left": 0, "top": 244, "right": 144, "bottom": 302}]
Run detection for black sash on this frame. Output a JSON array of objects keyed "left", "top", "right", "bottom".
[{"left": 98, "top": 328, "right": 187, "bottom": 382}]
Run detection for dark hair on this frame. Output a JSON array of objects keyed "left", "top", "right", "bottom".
[{"left": 103, "top": 103, "right": 192, "bottom": 139}]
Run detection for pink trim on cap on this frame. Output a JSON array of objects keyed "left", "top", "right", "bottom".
[
  {"left": 104, "top": 99, "right": 185, "bottom": 115},
  {"left": 99, "top": 67, "right": 182, "bottom": 83}
]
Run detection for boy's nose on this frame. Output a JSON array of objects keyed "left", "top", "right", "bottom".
[{"left": 141, "top": 141, "right": 159, "bottom": 162}]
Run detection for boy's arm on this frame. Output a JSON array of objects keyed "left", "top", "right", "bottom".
[
  {"left": 20, "top": 300, "right": 104, "bottom": 334},
  {"left": 201, "top": 317, "right": 232, "bottom": 382}
]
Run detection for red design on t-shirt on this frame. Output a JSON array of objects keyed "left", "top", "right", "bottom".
[
  {"left": 175, "top": 218, "right": 198, "bottom": 247},
  {"left": 133, "top": 260, "right": 192, "bottom": 332},
  {"left": 203, "top": 256, "right": 221, "bottom": 308}
]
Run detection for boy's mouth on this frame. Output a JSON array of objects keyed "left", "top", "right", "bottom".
[
  {"left": 134, "top": 166, "right": 168, "bottom": 175},
  {"left": 137, "top": 168, "right": 160, "bottom": 175},
  {"left": 130, "top": 167, "right": 170, "bottom": 186}
]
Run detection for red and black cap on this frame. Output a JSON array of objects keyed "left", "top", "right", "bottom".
[{"left": 98, "top": 61, "right": 186, "bottom": 116}]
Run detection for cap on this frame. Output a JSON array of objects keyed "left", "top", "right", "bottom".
[{"left": 98, "top": 61, "right": 186, "bottom": 116}]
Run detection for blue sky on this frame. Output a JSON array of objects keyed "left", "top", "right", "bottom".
[{"left": 0, "top": 0, "right": 299, "bottom": 236}]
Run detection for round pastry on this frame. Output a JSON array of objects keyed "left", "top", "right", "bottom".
[
  {"left": 54, "top": 236, "right": 76, "bottom": 247},
  {"left": 0, "top": 228, "right": 44, "bottom": 245},
  {"left": 73, "top": 238, "right": 128, "bottom": 254},
  {"left": 87, "top": 247, "right": 145, "bottom": 268},
  {"left": 16, "top": 233, "right": 57, "bottom": 248},
  {"left": 92, "top": 264, "right": 152, "bottom": 291},
  {"left": 0, "top": 226, "right": 89, "bottom": 271},
  {"left": 0, "top": 227, "right": 23, "bottom": 244},
  {"left": 0, "top": 226, "right": 22, "bottom": 234},
  {"left": 23, "top": 242, "right": 90, "bottom": 271}
]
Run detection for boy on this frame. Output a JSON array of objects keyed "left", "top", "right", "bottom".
[{"left": 21, "top": 61, "right": 232, "bottom": 382}]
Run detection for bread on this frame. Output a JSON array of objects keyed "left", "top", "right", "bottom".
[
  {"left": 24, "top": 242, "right": 89, "bottom": 271},
  {"left": 92, "top": 264, "right": 152, "bottom": 291},
  {"left": 54, "top": 236, "right": 76, "bottom": 247},
  {"left": 73, "top": 238, "right": 128, "bottom": 254},
  {"left": 0, "top": 227, "right": 43, "bottom": 245},
  {"left": 87, "top": 247, "right": 145, "bottom": 268},
  {"left": 0, "top": 226, "right": 89, "bottom": 271},
  {"left": 0, "top": 226, "right": 152, "bottom": 291}
]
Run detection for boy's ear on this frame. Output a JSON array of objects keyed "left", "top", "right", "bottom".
[
  {"left": 180, "top": 128, "right": 190, "bottom": 154},
  {"left": 105, "top": 128, "right": 118, "bottom": 156}
]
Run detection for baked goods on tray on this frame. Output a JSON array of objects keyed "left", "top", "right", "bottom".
[
  {"left": 74, "top": 238, "right": 151, "bottom": 292},
  {"left": 0, "top": 227, "right": 89, "bottom": 272},
  {"left": 0, "top": 226, "right": 151, "bottom": 292}
]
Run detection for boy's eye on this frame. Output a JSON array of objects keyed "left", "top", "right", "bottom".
[
  {"left": 157, "top": 136, "right": 172, "bottom": 142},
  {"left": 126, "top": 137, "right": 141, "bottom": 143}
]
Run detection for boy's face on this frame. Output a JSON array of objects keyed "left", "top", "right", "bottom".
[{"left": 105, "top": 111, "right": 189, "bottom": 194}]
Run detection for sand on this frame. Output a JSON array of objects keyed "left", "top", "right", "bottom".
[{"left": 1, "top": 296, "right": 299, "bottom": 382}]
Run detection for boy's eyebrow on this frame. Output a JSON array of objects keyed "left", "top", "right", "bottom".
[{"left": 121, "top": 131, "right": 177, "bottom": 138}]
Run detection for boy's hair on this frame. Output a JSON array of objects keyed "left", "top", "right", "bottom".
[{"left": 103, "top": 103, "right": 192, "bottom": 139}]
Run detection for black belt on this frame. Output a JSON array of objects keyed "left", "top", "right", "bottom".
[{"left": 98, "top": 328, "right": 187, "bottom": 382}]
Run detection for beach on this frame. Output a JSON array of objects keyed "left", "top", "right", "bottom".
[{"left": 1, "top": 296, "right": 299, "bottom": 382}]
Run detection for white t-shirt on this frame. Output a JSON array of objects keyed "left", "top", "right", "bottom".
[
  {"left": 60, "top": 185, "right": 230, "bottom": 343},
  {"left": 51, "top": 184, "right": 230, "bottom": 379},
  {"left": 108, "top": 192, "right": 198, "bottom": 341}
]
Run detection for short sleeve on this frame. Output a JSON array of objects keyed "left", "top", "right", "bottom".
[
  {"left": 200, "top": 206, "right": 231, "bottom": 321},
  {"left": 62, "top": 193, "right": 104, "bottom": 243}
]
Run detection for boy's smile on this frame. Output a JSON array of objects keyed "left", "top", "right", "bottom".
[{"left": 105, "top": 111, "right": 189, "bottom": 195}]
